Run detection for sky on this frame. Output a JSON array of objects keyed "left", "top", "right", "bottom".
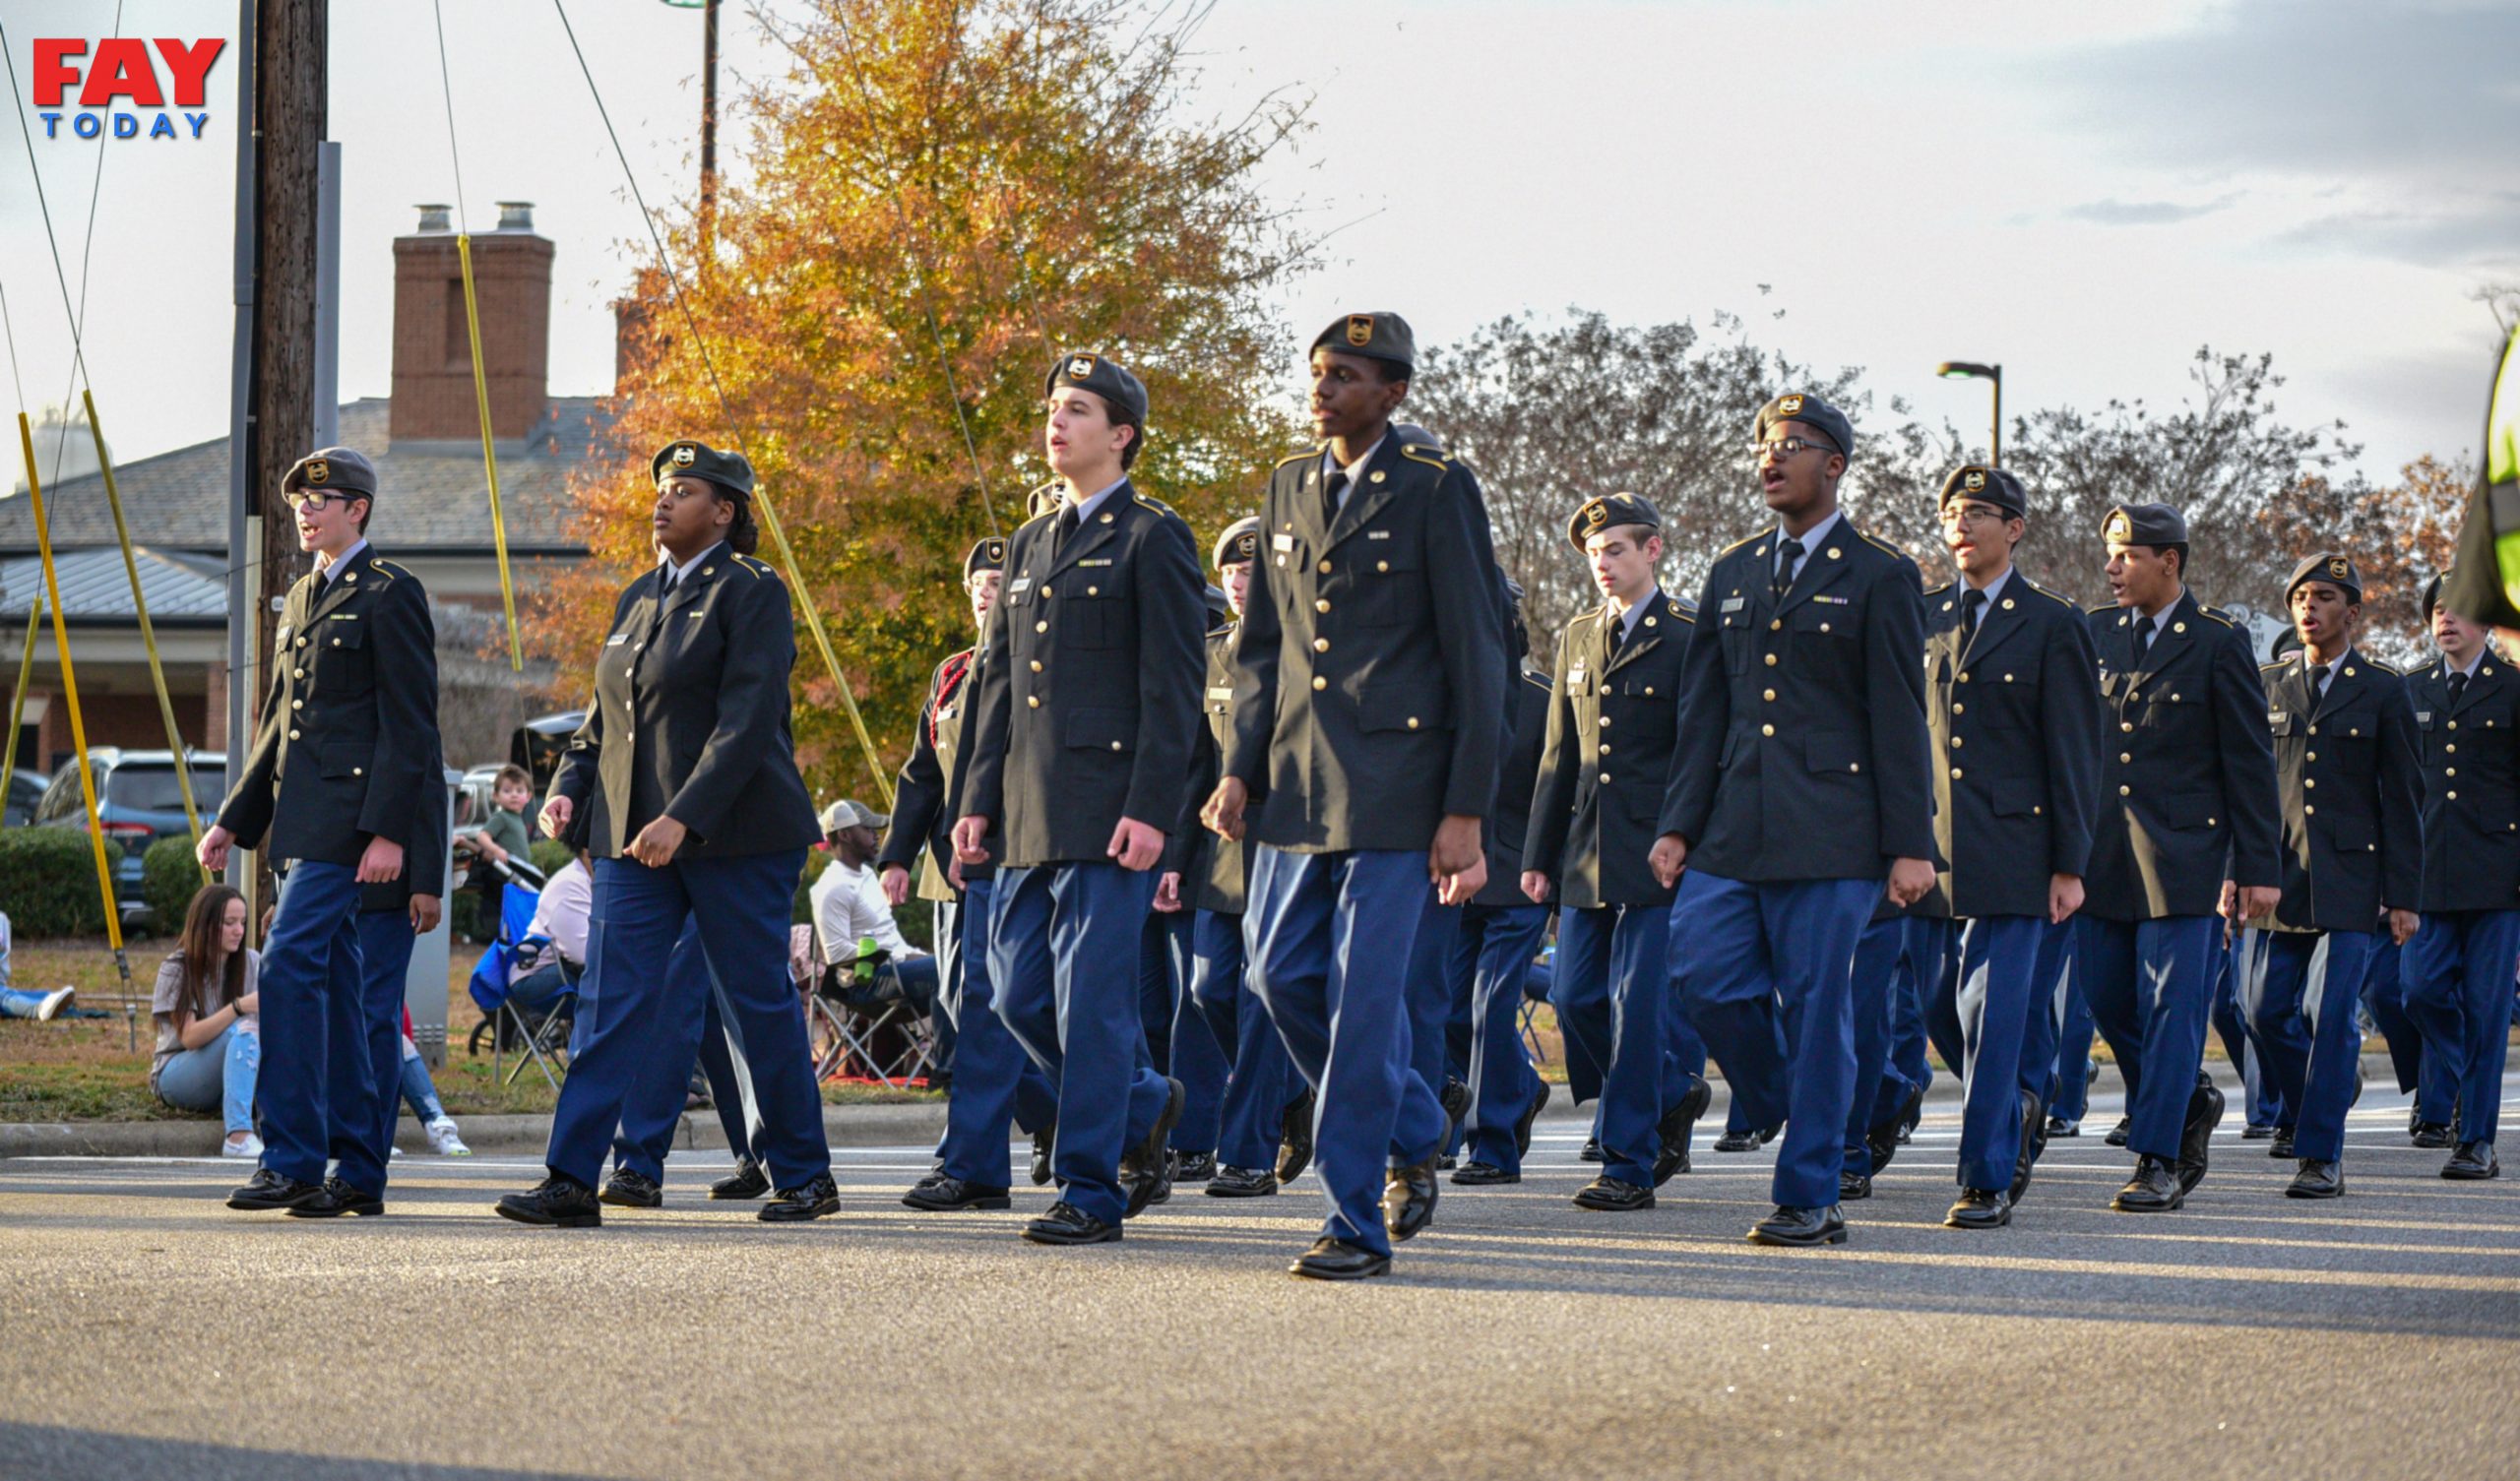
[{"left": 0, "top": 0, "right": 2511, "bottom": 491}]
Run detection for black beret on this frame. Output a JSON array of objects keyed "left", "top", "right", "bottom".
[
  {"left": 1755, "top": 393, "right": 1855, "bottom": 459},
  {"left": 964, "top": 536, "right": 1008, "bottom": 579},
  {"left": 1566, "top": 491, "right": 1662, "bottom": 551},
  {"left": 2422, "top": 568, "right": 2451, "bottom": 617},
  {"left": 282, "top": 446, "right": 377, "bottom": 499},
  {"left": 1213, "top": 516, "right": 1261, "bottom": 570},
  {"left": 2286, "top": 552, "right": 2362, "bottom": 604},
  {"left": 2102, "top": 503, "right": 2187, "bottom": 546},
  {"left": 652, "top": 440, "right": 754, "bottom": 499},
  {"left": 1045, "top": 351, "right": 1148, "bottom": 425},
  {"left": 1938, "top": 464, "right": 2026, "bottom": 519},
  {"left": 1311, "top": 312, "right": 1415, "bottom": 372}
]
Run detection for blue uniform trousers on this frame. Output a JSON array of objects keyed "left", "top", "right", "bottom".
[
  {"left": 613, "top": 920, "right": 761, "bottom": 1184},
  {"left": 1676, "top": 872, "right": 1877, "bottom": 1210},
  {"left": 2049, "top": 955, "right": 2097, "bottom": 1123},
  {"left": 1844, "top": 917, "right": 1907, "bottom": 1178},
  {"left": 2242, "top": 928, "right": 2378, "bottom": 1163},
  {"left": 2080, "top": 914, "right": 2220, "bottom": 1162},
  {"left": 2402, "top": 910, "right": 2520, "bottom": 1145},
  {"left": 1458, "top": 901, "right": 1549, "bottom": 1173},
  {"left": 1400, "top": 891, "right": 1465, "bottom": 1162},
  {"left": 991, "top": 862, "right": 1171, "bottom": 1226},
  {"left": 928, "top": 879, "right": 1056, "bottom": 1185},
  {"left": 2359, "top": 937, "right": 2438, "bottom": 1115},
  {"left": 2014, "top": 918, "right": 2070, "bottom": 1113},
  {"left": 257, "top": 862, "right": 376, "bottom": 1187},
  {"left": 1892, "top": 916, "right": 1947, "bottom": 1103},
  {"left": 1950, "top": 915, "right": 2065, "bottom": 1193},
  {"left": 545, "top": 849, "right": 827, "bottom": 1192},
  {"left": 1190, "top": 908, "right": 1294, "bottom": 1173},
  {"left": 1246, "top": 846, "right": 1448, "bottom": 1259},
  {"left": 1553, "top": 902, "right": 1674, "bottom": 1188},
  {"left": 1142, "top": 908, "right": 1225, "bottom": 1157},
  {"left": 2208, "top": 937, "right": 2284, "bottom": 1130},
  {"left": 338, "top": 905, "right": 418, "bottom": 1196}
]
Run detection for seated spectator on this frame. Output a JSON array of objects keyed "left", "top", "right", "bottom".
[
  {"left": 810, "top": 800, "right": 938, "bottom": 1007},
  {"left": 506, "top": 850, "right": 594, "bottom": 1013},
  {"left": 459, "top": 764, "right": 536, "bottom": 875},
  {"left": 390, "top": 1007, "right": 471, "bottom": 1156},
  {"left": 151, "top": 885, "right": 263, "bottom": 1157}
]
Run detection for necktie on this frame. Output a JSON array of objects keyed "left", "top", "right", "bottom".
[
  {"left": 1774, "top": 537, "right": 1803, "bottom": 600},
  {"left": 1053, "top": 505, "right": 1080, "bottom": 556},
  {"left": 1322, "top": 469, "right": 1350, "bottom": 526},
  {"left": 2310, "top": 663, "right": 2331, "bottom": 702},
  {"left": 1960, "top": 587, "right": 1986, "bottom": 643},
  {"left": 2132, "top": 613, "right": 2155, "bottom": 658},
  {"left": 2447, "top": 671, "right": 2470, "bottom": 707}
]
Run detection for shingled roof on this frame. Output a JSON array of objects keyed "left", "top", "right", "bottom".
[{"left": 0, "top": 396, "right": 615, "bottom": 556}]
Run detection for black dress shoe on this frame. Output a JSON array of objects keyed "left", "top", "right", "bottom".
[
  {"left": 286, "top": 1177, "right": 385, "bottom": 1218},
  {"left": 1839, "top": 1169, "right": 1872, "bottom": 1202},
  {"left": 1712, "top": 1128, "right": 1759, "bottom": 1153},
  {"left": 1579, "top": 1135, "right": 1606, "bottom": 1162},
  {"left": 2270, "top": 1126, "right": 2296, "bottom": 1159},
  {"left": 1450, "top": 1160, "right": 1519, "bottom": 1186},
  {"left": 226, "top": 1168, "right": 328, "bottom": 1212},
  {"left": 2240, "top": 1124, "right": 2275, "bottom": 1142},
  {"left": 1572, "top": 1175, "right": 1655, "bottom": 1211},
  {"left": 1439, "top": 1077, "right": 1472, "bottom": 1144},
  {"left": 599, "top": 1169, "right": 663, "bottom": 1208},
  {"left": 2110, "top": 1155, "right": 2182, "bottom": 1212},
  {"left": 1746, "top": 1204, "right": 1847, "bottom": 1247},
  {"left": 710, "top": 1158, "right": 770, "bottom": 1201},
  {"left": 759, "top": 1173, "right": 841, "bottom": 1222},
  {"left": 2046, "top": 1115, "right": 2081, "bottom": 1138},
  {"left": 2177, "top": 1075, "right": 2224, "bottom": 1196},
  {"left": 1171, "top": 1149, "right": 1218, "bottom": 1184},
  {"left": 2409, "top": 1106, "right": 2423, "bottom": 1136},
  {"left": 1514, "top": 1080, "right": 1552, "bottom": 1158},
  {"left": 2284, "top": 1158, "right": 2344, "bottom": 1200},
  {"left": 1867, "top": 1083, "right": 1923, "bottom": 1175},
  {"left": 1436, "top": 1154, "right": 1458, "bottom": 1172},
  {"left": 2411, "top": 1121, "right": 2457, "bottom": 1149},
  {"left": 495, "top": 1175, "right": 603, "bottom": 1228},
  {"left": 1023, "top": 1199, "right": 1120, "bottom": 1245},
  {"left": 1654, "top": 1075, "right": 1712, "bottom": 1185},
  {"left": 2104, "top": 1115, "right": 2132, "bottom": 1147},
  {"left": 2010, "top": 1089, "right": 2047, "bottom": 1206},
  {"left": 1030, "top": 1124, "right": 1055, "bottom": 1187},
  {"left": 1204, "top": 1164, "right": 1279, "bottom": 1198},
  {"left": 2442, "top": 1142, "right": 2499, "bottom": 1180},
  {"left": 1290, "top": 1236, "right": 1388, "bottom": 1280},
  {"left": 1944, "top": 1188, "right": 2012, "bottom": 1230},
  {"left": 901, "top": 1176, "right": 1011, "bottom": 1211},
  {"left": 1383, "top": 1155, "right": 1440, "bottom": 1241},
  {"left": 1120, "top": 1078, "right": 1186, "bottom": 1219},
  {"left": 1275, "top": 1089, "right": 1316, "bottom": 1184}
]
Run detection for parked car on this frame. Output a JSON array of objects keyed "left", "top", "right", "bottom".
[
  {"left": 510, "top": 711, "right": 584, "bottom": 793},
  {"left": 31, "top": 750, "right": 227, "bottom": 916},
  {"left": 5, "top": 768, "right": 47, "bottom": 828}
]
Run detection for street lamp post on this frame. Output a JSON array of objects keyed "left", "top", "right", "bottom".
[
  {"left": 1936, "top": 360, "right": 2002, "bottom": 467},
  {"left": 660, "top": 0, "right": 721, "bottom": 243}
]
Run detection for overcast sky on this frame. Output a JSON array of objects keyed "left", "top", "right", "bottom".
[{"left": 0, "top": 0, "right": 2511, "bottom": 492}]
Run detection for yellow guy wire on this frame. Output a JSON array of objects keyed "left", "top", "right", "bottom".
[
  {"left": 18, "top": 412, "right": 133, "bottom": 995},
  {"left": 83, "top": 391, "right": 211, "bottom": 883},
  {"left": 751, "top": 490, "right": 892, "bottom": 808},
  {"left": 2, "top": 595, "right": 35, "bottom": 783}
]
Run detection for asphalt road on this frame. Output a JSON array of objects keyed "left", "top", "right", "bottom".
[{"left": 3, "top": 1085, "right": 2514, "bottom": 1481}]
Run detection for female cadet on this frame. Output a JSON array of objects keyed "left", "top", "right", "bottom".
[{"left": 495, "top": 440, "right": 836, "bottom": 1227}]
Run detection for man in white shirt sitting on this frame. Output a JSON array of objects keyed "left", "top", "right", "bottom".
[
  {"left": 508, "top": 853, "right": 593, "bottom": 1011},
  {"left": 811, "top": 801, "right": 940, "bottom": 1011}
]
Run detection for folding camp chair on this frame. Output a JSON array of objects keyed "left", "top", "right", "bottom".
[
  {"left": 793, "top": 925, "right": 936, "bottom": 1087},
  {"left": 466, "top": 880, "right": 577, "bottom": 1091}
]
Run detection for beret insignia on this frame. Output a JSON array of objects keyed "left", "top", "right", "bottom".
[{"left": 1346, "top": 314, "right": 1374, "bottom": 347}]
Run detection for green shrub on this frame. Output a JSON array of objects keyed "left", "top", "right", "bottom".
[
  {"left": 529, "top": 838, "right": 574, "bottom": 880},
  {"left": 0, "top": 830, "right": 126, "bottom": 937},
  {"left": 142, "top": 834, "right": 205, "bottom": 930}
]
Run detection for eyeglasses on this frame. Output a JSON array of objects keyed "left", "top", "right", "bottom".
[
  {"left": 1938, "top": 503, "right": 2010, "bottom": 526},
  {"left": 283, "top": 489, "right": 352, "bottom": 512},
  {"left": 1750, "top": 437, "right": 1832, "bottom": 461}
]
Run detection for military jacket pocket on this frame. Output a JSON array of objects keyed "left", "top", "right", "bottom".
[
  {"left": 1064, "top": 707, "right": 1134, "bottom": 753},
  {"left": 1354, "top": 543, "right": 1419, "bottom": 626},
  {"left": 1359, "top": 680, "right": 1449, "bottom": 734}
]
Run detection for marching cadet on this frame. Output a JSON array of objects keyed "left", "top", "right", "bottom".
[
  {"left": 2401, "top": 569, "right": 2519, "bottom": 1180},
  {"left": 498, "top": 439, "right": 836, "bottom": 1228},
  {"left": 1523, "top": 492, "right": 1710, "bottom": 1211},
  {"left": 328, "top": 747, "right": 450, "bottom": 1215},
  {"left": 1914, "top": 465, "right": 2103, "bottom": 1227},
  {"left": 1202, "top": 311, "right": 1505, "bottom": 1280},
  {"left": 1650, "top": 394, "right": 1935, "bottom": 1248},
  {"left": 2080, "top": 503, "right": 2279, "bottom": 1213},
  {"left": 953, "top": 352, "right": 1204, "bottom": 1247},
  {"left": 880, "top": 536, "right": 1059, "bottom": 1211},
  {"left": 199, "top": 447, "right": 443, "bottom": 1217},
  {"left": 2236, "top": 555, "right": 2421, "bottom": 1199},
  {"left": 1176, "top": 518, "right": 1305, "bottom": 1197},
  {"left": 1453, "top": 576, "right": 1556, "bottom": 1185}
]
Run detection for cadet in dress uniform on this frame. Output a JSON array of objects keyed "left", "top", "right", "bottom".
[
  {"left": 1177, "top": 519, "right": 1305, "bottom": 1198},
  {"left": 953, "top": 352, "right": 1205, "bottom": 1247},
  {"left": 1650, "top": 394, "right": 1937, "bottom": 1248},
  {"left": 496, "top": 440, "right": 835, "bottom": 1227},
  {"left": 1202, "top": 312, "right": 1505, "bottom": 1280},
  {"left": 332, "top": 748, "right": 449, "bottom": 1214},
  {"left": 1524, "top": 492, "right": 1711, "bottom": 1211},
  {"left": 2401, "top": 569, "right": 2519, "bottom": 1179},
  {"left": 1914, "top": 466, "right": 2103, "bottom": 1227},
  {"left": 201, "top": 446, "right": 443, "bottom": 1216},
  {"left": 2235, "top": 555, "right": 2422, "bottom": 1199},
  {"left": 1453, "top": 577, "right": 1557, "bottom": 1185},
  {"left": 882, "top": 536, "right": 1059, "bottom": 1211},
  {"left": 2080, "top": 502, "right": 2279, "bottom": 1212}
]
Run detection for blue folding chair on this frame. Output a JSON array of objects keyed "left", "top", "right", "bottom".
[{"left": 467, "top": 880, "right": 576, "bottom": 1090}]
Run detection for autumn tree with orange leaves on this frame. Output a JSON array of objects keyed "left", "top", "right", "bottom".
[{"left": 531, "top": 0, "right": 1316, "bottom": 800}]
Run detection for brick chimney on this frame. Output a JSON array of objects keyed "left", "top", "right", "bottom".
[{"left": 391, "top": 201, "right": 553, "bottom": 444}]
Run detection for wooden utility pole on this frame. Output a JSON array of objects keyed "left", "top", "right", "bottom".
[{"left": 252, "top": 1, "right": 326, "bottom": 611}]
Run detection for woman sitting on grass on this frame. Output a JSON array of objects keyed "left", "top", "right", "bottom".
[{"left": 151, "top": 885, "right": 263, "bottom": 1157}]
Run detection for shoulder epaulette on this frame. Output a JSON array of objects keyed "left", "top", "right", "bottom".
[
  {"left": 2359, "top": 656, "right": 2402, "bottom": 678},
  {"left": 1273, "top": 446, "right": 1324, "bottom": 472},
  {"left": 2260, "top": 658, "right": 2290, "bottom": 672},
  {"left": 1401, "top": 443, "right": 1451, "bottom": 471},
  {"left": 1521, "top": 670, "right": 1553, "bottom": 694},
  {"left": 1205, "top": 622, "right": 1235, "bottom": 641},
  {"left": 2085, "top": 602, "right": 2117, "bottom": 616},
  {"left": 729, "top": 554, "right": 771, "bottom": 580},
  {"left": 2195, "top": 605, "right": 2236, "bottom": 628},
  {"left": 368, "top": 558, "right": 410, "bottom": 582},
  {"left": 1667, "top": 596, "right": 1695, "bottom": 623},
  {"left": 2020, "top": 579, "right": 2074, "bottom": 608},
  {"left": 1859, "top": 531, "right": 1910, "bottom": 561},
  {"left": 1922, "top": 582, "right": 1952, "bottom": 598},
  {"left": 1130, "top": 489, "right": 1177, "bottom": 517},
  {"left": 1017, "top": 507, "right": 1058, "bottom": 533},
  {"left": 1716, "top": 530, "right": 1766, "bottom": 558}
]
